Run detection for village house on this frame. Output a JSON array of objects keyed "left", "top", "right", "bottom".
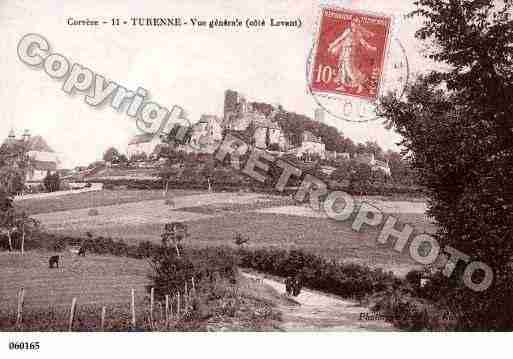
[
  {"left": 126, "top": 133, "right": 162, "bottom": 159},
  {"left": 189, "top": 114, "right": 224, "bottom": 153},
  {"left": 326, "top": 151, "right": 351, "bottom": 161},
  {"left": 253, "top": 117, "right": 289, "bottom": 151},
  {"left": 1, "top": 129, "right": 60, "bottom": 182},
  {"left": 292, "top": 131, "right": 326, "bottom": 161},
  {"left": 222, "top": 90, "right": 289, "bottom": 151},
  {"left": 355, "top": 153, "right": 392, "bottom": 176}
]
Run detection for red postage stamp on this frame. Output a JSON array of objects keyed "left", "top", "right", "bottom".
[{"left": 310, "top": 7, "right": 392, "bottom": 101}]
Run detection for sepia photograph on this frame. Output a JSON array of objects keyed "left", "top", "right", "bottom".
[{"left": 0, "top": 0, "right": 512, "bottom": 357}]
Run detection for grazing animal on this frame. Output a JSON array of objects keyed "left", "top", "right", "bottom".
[
  {"left": 285, "top": 275, "right": 303, "bottom": 296},
  {"left": 292, "top": 276, "right": 303, "bottom": 296},
  {"left": 285, "top": 276, "right": 294, "bottom": 296},
  {"left": 234, "top": 232, "right": 250, "bottom": 247},
  {"left": 49, "top": 255, "right": 60, "bottom": 269},
  {"left": 78, "top": 246, "right": 86, "bottom": 256}
]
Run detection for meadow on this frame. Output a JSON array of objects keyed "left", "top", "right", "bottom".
[
  {"left": 23, "top": 190, "right": 436, "bottom": 276},
  {"left": 0, "top": 251, "right": 284, "bottom": 331},
  {"left": 16, "top": 189, "right": 202, "bottom": 215}
]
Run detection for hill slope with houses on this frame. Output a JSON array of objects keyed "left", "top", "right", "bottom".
[{"left": 125, "top": 89, "right": 392, "bottom": 177}]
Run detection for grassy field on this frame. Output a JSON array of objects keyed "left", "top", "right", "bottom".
[
  {"left": 16, "top": 189, "right": 202, "bottom": 215},
  {"left": 0, "top": 251, "right": 284, "bottom": 331},
  {"left": 0, "top": 251, "right": 151, "bottom": 310},
  {"left": 21, "top": 190, "right": 436, "bottom": 276},
  {"left": 2, "top": 190, "right": 438, "bottom": 330},
  {"left": 0, "top": 251, "right": 151, "bottom": 330}
]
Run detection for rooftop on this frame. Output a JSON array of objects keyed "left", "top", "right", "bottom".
[{"left": 128, "top": 133, "right": 157, "bottom": 145}]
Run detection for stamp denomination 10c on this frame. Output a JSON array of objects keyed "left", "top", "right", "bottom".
[{"left": 310, "top": 7, "right": 393, "bottom": 102}]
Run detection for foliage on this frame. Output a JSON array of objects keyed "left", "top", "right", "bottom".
[
  {"left": 149, "top": 246, "right": 237, "bottom": 300},
  {"left": 129, "top": 153, "right": 148, "bottom": 162},
  {"left": 0, "top": 141, "right": 28, "bottom": 195},
  {"left": 238, "top": 248, "right": 398, "bottom": 300},
  {"left": 379, "top": 0, "right": 513, "bottom": 330},
  {"left": 43, "top": 172, "right": 60, "bottom": 192},
  {"left": 103, "top": 147, "right": 121, "bottom": 163}
]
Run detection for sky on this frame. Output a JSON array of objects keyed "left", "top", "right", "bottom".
[{"left": 0, "top": 0, "right": 432, "bottom": 168}]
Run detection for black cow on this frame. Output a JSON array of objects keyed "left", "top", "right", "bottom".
[
  {"left": 285, "top": 276, "right": 294, "bottom": 296},
  {"left": 292, "top": 275, "right": 303, "bottom": 296},
  {"left": 285, "top": 275, "right": 303, "bottom": 297},
  {"left": 78, "top": 246, "right": 86, "bottom": 256},
  {"left": 49, "top": 255, "right": 60, "bottom": 269}
]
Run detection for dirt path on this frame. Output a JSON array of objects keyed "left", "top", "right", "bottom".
[{"left": 244, "top": 273, "right": 395, "bottom": 331}]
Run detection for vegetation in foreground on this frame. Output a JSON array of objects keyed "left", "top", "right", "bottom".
[
  {"left": 380, "top": 0, "right": 513, "bottom": 330},
  {"left": 0, "top": 247, "right": 283, "bottom": 331},
  {"left": 1, "top": 230, "right": 458, "bottom": 331}
]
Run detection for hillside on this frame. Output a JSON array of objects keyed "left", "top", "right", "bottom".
[{"left": 251, "top": 102, "right": 354, "bottom": 152}]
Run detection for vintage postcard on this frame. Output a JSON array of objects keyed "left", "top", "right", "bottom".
[{"left": 0, "top": 0, "right": 512, "bottom": 358}]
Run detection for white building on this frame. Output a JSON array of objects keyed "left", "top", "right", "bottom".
[
  {"left": 293, "top": 131, "right": 326, "bottom": 160},
  {"left": 127, "top": 133, "right": 162, "bottom": 159},
  {"left": 189, "top": 114, "right": 224, "bottom": 153},
  {"left": 326, "top": 151, "right": 351, "bottom": 161},
  {"left": 253, "top": 118, "right": 287, "bottom": 150},
  {"left": 355, "top": 153, "right": 391, "bottom": 176},
  {"left": 2, "top": 129, "right": 60, "bottom": 182}
]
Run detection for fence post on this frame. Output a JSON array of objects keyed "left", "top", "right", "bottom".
[
  {"left": 157, "top": 302, "right": 163, "bottom": 326},
  {"left": 176, "top": 292, "right": 181, "bottom": 318},
  {"left": 68, "top": 297, "right": 77, "bottom": 332},
  {"left": 100, "top": 306, "right": 106, "bottom": 331},
  {"left": 131, "top": 289, "right": 136, "bottom": 329},
  {"left": 165, "top": 295, "right": 169, "bottom": 326},
  {"left": 184, "top": 282, "right": 189, "bottom": 311},
  {"left": 16, "top": 288, "right": 25, "bottom": 326},
  {"left": 150, "top": 287, "right": 154, "bottom": 325}
]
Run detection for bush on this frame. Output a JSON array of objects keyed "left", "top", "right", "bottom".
[
  {"left": 88, "top": 209, "right": 99, "bottom": 216},
  {"left": 43, "top": 172, "right": 60, "bottom": 192},
  {"left": 238, "top": 248, "right": 398, "bottom": 300},
  {"left": 148, "top": 246, "right": 238, "bottom": 304}
]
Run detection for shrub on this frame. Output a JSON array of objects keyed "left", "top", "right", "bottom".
[
  {"left": 148, "top": 246, "right": 238, "bottom": 302},
  {"left": 88, "top": 209, "right": 99, "bottom": 216},
  {"left": 238, "top": 248, "right": 398, "bottom": 300},
  {"left": 43, "top": 172, "right": 60, "bottom": 192}
]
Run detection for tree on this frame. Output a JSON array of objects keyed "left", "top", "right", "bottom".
[
  {"left": 384, "top": 150, "right": 419, "bottom": 185},
  {"left": 0, "top": 141, "right": 28, "bottom": 195},
  {"left": 117, "top": 153, "right": 128, "bottom": 164},
  {"left": 103, "top": 147, "right": 121, "bottom": 163},
  {"left": 15, "top": 212, "right": 40, "bottom": 255},
  {"left": 43, "top": 172, "right": 60, "bottom": 192},
  {"left": 161, "top": 222, "right": 189, "bottom": 257},
  {"left": 0, "top": 189, "right": 16, "bottom": 252},
  {"left": 330, "top": 160, "right": 354, "bottom": 183},
  {"left": 350, "top": 162, "right": 373, "bottom": 195},
  {"left": 234, "top": 232, "right": 250, "bottom": 248},
  {"left": 364, "top": 141, "right": 384, "bottom": 161},
  {"left": 379, "top": 0, "right": 513, "bottom": 330},
  {"left": 0, "top": 167, "right": 24, "bottom": 195}
]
